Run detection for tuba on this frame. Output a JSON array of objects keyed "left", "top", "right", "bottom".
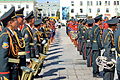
[
  {"left": 39, "top": 53, "right": 47, "bottom": 61},
  {"left": 29, "top": 58, "right": 43, "bottom": 76},
  {"left": 21, "top": 66, "right": 35, "bottom": 80}
]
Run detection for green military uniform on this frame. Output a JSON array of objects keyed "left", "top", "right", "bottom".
[
  {"left": 115, "top": 23, "right": 120, "bottom": 80},
  {"left": 103, "top": 18, "right": 118, "bottom": 80},
  {"left": 91, "top": 15, "right": 103, "bottom": 77},
  {"left": 0, "top": 7, "right": 20, "bottom": 80},
  {"left": 22, "top": 11, "right": 35, "bottom": 62},
  {"left": 86, "top": 19, "right": 94, "bottom": 67}
]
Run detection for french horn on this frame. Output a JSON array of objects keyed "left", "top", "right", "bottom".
[{"left": 96, "top": 56, "right": 116, "bottom": 70}]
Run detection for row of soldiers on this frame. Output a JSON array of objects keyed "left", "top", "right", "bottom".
[
  {"left": 66, "top": 15, "right": 120, "bottom": 80},
  {"left": 0, "top": 7, "right": 56, "bottom": 80}
]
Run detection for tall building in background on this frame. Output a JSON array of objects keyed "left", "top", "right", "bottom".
[
  {"left": 60, "top": 0, "right": 120, "bottom": 21},
  {"left": 37, "top": 1, "right": 60, "bottom": 19},
  {"left": 0, "top": 0, "right": 35, "bottom": 17}
]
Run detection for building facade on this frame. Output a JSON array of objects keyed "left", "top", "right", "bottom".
[
  {"left": 0, "top": 0, "right": 35, "bottom": 17},
  {"left": 37, "top": 1, "right": 60, "bottom": 18},
  {"left": 60, "top": 0, "right": 120, "bottom": 20}
]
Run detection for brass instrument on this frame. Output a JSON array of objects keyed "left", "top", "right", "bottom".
[
  {"left": 96, "top": 56, "right": 116, "bottom": 70},
  {"left": 39, "top": 53, "right": 47, "bottom": 61},
  {"left": 21, "top": 66, "right": 35, "bottom": 80},
  {"left": 30, "top": 58, "right": 42, "bottom": 76}
]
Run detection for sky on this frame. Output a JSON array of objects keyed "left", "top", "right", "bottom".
[{"left": 37, "top": 0, "right": 59, "bottom": 3}]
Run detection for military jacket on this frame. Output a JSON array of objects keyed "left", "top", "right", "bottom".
[
  {"left": 22, "top": 24, "right": 33, "bottom": 58},
  {"left": 91, "top": 25, "right": 102, "bottom": 50}
]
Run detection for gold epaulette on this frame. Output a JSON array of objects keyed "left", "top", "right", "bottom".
[{"left": 0, "top": 32, "right": 8, "bottom": 37}]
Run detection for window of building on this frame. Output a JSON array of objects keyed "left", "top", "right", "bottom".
[
  {"left": 48, "top": 13, "right": 50, "bottom": 16},
  {"left": 96, "top": 1, "right": 98, "bottom": 5},
  {"left": 91, "top": 1, "right": 93, "bottom": 6},
  {"left": 51, "top": 14, "right": 55, "bottom": 16},
  {"left": 26, "top": 5, "right": 29, "bottom": 9},
  {"left": 105, "top": 1, "right": 107, "bottom": 5},
  {"left": 71, "top": 1, "right": 74, "bottom": 3},
  {"left": 108, "top": 1, "right": 110, "bottom": 5},
  {"left": 89, "top": 8, "right": 91, "bottom": 13},
  {"left": 4, "top": 5, "right": 7, "bottom": 9},
  {"left": 87, "top": 1, "right": 90, "bottom": 6},
  {"left": 80, "top": 9, "right": 83, "bottom": 13},
  {"left": 117, "top": 1, "right": 119, "bottom": 5},
  {"left": 71, "top": 9, "right": 74, "bottom": 13},
  {"left": 71, "top": 1, "right": 74, "bottom": 6},
  {"left": 43, "top": 14, "right": 46, "bottom": 16},
  {"left": 99, "top": 1, "right": 102, "bottom": 5},
  {"left": 80, "top": 1, "right": 83, "bottom": 6},
  {"left": 114, "top": 1, "right": 116, "bottom": 5},
  {"left": 71, "top": 4, "right": 74, "bottom": 6},
  {"left": 18, "top": 5, "right": 21, "bottom": 8},
  {"left": 53, "top": 5, "right": 56, "bottom": 6},
  {"left": 26, "top": 11, "right": 29, "bottom": 15},
  {"left": 97, "top": 8, "right": 100, "bottom": 12},
  {"left": 106, "top": 8, "right": 109, "bottom": 13},
  {"left": 11, "top": 5, "right": 14, "bottom": 7}
]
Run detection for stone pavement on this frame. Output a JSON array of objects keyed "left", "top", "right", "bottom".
[{"left": 34, "top": 27, "right": 103, "bottom": 80}]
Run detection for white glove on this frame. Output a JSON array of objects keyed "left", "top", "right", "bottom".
[
  {"left": 26, "top": 59, "right": 30, "bottom": 62},
  {"left": 42, "top": 40, "right": 46, "bottom": 44}
]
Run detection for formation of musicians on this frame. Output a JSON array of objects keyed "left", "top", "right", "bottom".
[
  {"left": 0, "top": 7, "right": 56, "bottom": 80},
  {"left": 66, "top": 15, "right": 120, "bottom": 80}
]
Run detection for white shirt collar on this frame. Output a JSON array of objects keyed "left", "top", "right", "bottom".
[
  {"left": 8, "top": 28, "right": 14, "bottom": 35},
  {"left": 34, "top": 28, "right": 38, "bottom": 31},
  {"left": 108, "top": 28, "right": 113, "bottom": 34},
  {"left": 26, "top": 23, "right": 32, "bottom": 30}
]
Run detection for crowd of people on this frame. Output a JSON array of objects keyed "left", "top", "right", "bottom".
[
  {"left": 66, "top": 15, "right": 120, "bottom": 80},
  {"left": 0, "top": 7, "right": 56, "bottom": 80}
]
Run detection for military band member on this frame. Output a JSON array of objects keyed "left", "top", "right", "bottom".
[
  {"left": 91, "top": 15, "right": 103, "bottom": 77},
  {"left": 115, "top": 20, "right": 120, "bottom": 80},
  {"left": 81, "top": 19, "right": 87, "bottom": 60},
  {"left": 0, "top": 7, "right": 19, "bottom": 80},
  {"left": 33, "top": 19, "right": 43, "bottom": 58},
  {"left": 22, "top": 11, "right": 35, "bottom": 63},
  {"left": 102, "top": 18, "right": 118, "bottom": 80},
  {"left": 86, "top": 19, "right": 94, "bottom": 67}
]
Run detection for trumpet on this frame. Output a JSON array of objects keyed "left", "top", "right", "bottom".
[
  {"left": 96, "top": 56, "right": 116, "bottom": 70},
  {"left": 21, "top": 66, "right": 35, "bottom": 80}
]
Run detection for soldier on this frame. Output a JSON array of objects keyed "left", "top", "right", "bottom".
[
  {"left": 102, "top": 18, "right": 118, "bottom": 80},
  {"left": 86, "top": 19, "right": 94, "bottom": 67},
  {"left": 115, "top": 19, "right": 120, "bottom": 80},
  {"left": 81, "top": 19, "right": 87, "bottom": 60},
  {"left": 32, "top": 19, "right": 43, "bottom": 58},
  {"left": 91, "top": 15, "right": 103, "bottom": 77},
  {"left": 0, "top": 7, "right": 20, "bottom": 80},
  {"left": 15, "top": 7, "right": 24, "bottom": 38},
  {"left": 77, "top": 19, "right": 84, "bottom": 54},
  {"left": 22, "top": 11, "right": 35, "bottom": 64}
]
